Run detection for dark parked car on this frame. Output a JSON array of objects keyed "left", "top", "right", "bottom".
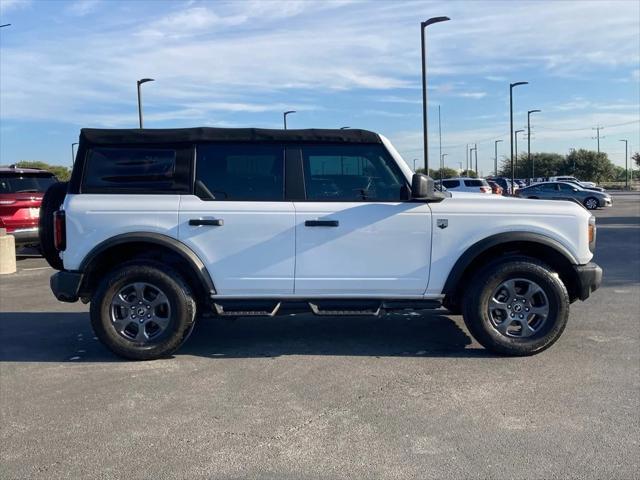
[
  {"left": 0, "top": 166, "right": 58, "bottom": 245},
  {"left": 491, "top": 177, "right": 518, "bottom": 195},
  {"left": 516, "top": 182, "right": 612, "bottom": 210}
]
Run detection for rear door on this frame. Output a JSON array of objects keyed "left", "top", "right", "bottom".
[
  {"left": 178, "top": 143, "right": 296, "bottom": 296},
  {"left": 293, "top": 144, "right": 432, "bottom": 297}
]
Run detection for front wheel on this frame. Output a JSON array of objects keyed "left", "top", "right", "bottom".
[
  {"left": 462, "top": 257, "right": 570, "bottom": 356},
  {"left": 584, "top": 197, "right": 599, "bottom": 210},
  {"left": 90, "top": 262, "right": 196, "bottom": 360}
]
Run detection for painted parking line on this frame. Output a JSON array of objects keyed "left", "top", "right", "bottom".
[{"left": 21, "top": 267, "right": 51, "bottom": 271}]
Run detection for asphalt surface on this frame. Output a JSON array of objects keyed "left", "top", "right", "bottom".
[{"left": 1, "top": 193, "right": 639, "bottom": 479}]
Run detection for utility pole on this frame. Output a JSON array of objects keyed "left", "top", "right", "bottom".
[
  {"left": 466, "top": 144, "right": 470, "bottom": 171},
  {"left": 592, "top": 126, "right": 604, "bottom": 153},
  {"left": 469, "top": 145, "right": 477, "bottom": 175},
  {"left": 421, "top": 16, "right": 450, "bottom": 173},
  {"left": 510, "top": 81, "right": 528, "bottom": 190},
  {"left": 494, "top": 139, "right": 503, "bottom": 177},
  {"left": 620, "top": 139, "right": 629, "bottom": 189},
  {"left": 527, "top": 109, "right": 541, "bottom": 180},
  {"left": 413, "top": 159, "right": 417, "bottom": 172}
]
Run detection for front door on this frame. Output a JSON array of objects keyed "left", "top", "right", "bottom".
[
  {"left": 179, "top": 143, "right": 295, "bottom": 296},
  {"left": 293, "top": 144, "right": 432, "bottom": 296}
]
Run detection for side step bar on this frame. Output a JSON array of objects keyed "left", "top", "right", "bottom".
[
  {"left": 213, "top": 302, "right": 281, "bottom": 317},
  {"left": 308, "top": 302, "right": 382, "bottom": 317}
]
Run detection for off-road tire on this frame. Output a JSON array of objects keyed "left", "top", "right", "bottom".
[
  {"left": 38, "top": 181, "right": 68, "bottom": 270},
  {"left": 91, "top": 261, "right": 196, "bottom": 360},
  {"left": 462, "top": 256, "right": 570, "bottom": 356}
]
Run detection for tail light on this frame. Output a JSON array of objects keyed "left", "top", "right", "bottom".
[
  {"left": 53, "top": 210, "right": 66, "bottom": 251},
  {"left": 588, "top": 216, "right": 596, "bottom": 251},
  {"left": 480, "top": 186, "right": 491, "bottom": 193}
]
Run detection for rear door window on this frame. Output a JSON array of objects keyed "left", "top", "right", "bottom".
[
  {"left": 195, "top": 144, "right": 284, "bottom": 201},
  {"left": 83, "top": 147, "right": 190, "bottom": 193},
  {"left": 442, "top": 180, "right": 460, "bottom": 189},
  {"left": 463, "top": 180, "right": 487, "bottom": 187}
]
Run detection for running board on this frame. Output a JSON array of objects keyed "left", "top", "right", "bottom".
[
  {"left": 308, "top": 301, "right": 382, "bottom": 317},
  {"left": 213, "top": 301, "right": 281, "bottom": 317}
]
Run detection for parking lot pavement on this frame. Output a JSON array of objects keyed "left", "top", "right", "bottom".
[{"left": 1, "top": 193, "right": 639, "bottom": 480}]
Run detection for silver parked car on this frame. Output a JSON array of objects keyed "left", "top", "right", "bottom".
[{"left": 516, "top": 182, "right": 612, "bottom": 210}]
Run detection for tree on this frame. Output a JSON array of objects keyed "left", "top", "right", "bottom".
[
  {"left": 460, "top": 169, "right": 477, "bottom": 178},
  {"left": 633, "top": 152, "right": 640, "bottom": 169},
  {"left": 564, "top": 149, "right": 615, "bottom": 184},
  {"left": 426, "top": 167, "right": 458, "bottom": 179},
  {"left": 14, "top": 161, "right": 71, "bottom": 181}
]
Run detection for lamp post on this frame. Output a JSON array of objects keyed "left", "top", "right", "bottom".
[
  {"left": 473, "top": 143, "right": 478, "bottom": 174},
  {"left": 283, "top": 110, "right": 296, "bottom": 129},
  {"left": 469, "top": 145, "right": 477, "bottom": 175},
  {"left": 136, "top": 78, "right": 154, "bottom": 129},
  {"left": 0, "top": 24, "right": 11, "bottom": 28},
  {"left": 440, "top": 153, "right": 448, "bottom": 182},
  {"left": 620, "top": 139, "right": 629, "bottom": 189},
  {"left": 71, "top": 143, "right": 79, "bottom": 164},
  {"left": 437, "top": 104, "right": 443, "bottom": 180},
  {"left": 413, "top": 159, "right": 418, "bottom": 172},
  {"left": 514, "top": 129, "right": 524, "bottom": 179},
  {"left": 510, "top": 81, "right": 528, "bottom": 189},
  {"left": 421, "top": 16, "right": 450, "bottom": 173},
  {"left": 527, "top": 109, "right": 541, "bottom": 180},
  {"left": 494, "top": 139, "right": 503, "bottom": 177}
]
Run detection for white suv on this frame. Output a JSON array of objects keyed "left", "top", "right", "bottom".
[
  {"left": 41, "top": 127, "right": 602, "bottom": 360},
  {"left": 440, "top": 177, "right": 492, "bottom": 194}
]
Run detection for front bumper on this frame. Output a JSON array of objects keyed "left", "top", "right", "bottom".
[
  {"left": 602, "top": 197, "right": 612, "bottom": 207},
  {"left": 573, "top": 262, "right": 603, "bottom": 301},
  {"left": 50, "top": 270, "right": 83, "bottom": 302}
]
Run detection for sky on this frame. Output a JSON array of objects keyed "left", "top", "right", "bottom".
[{"left": 0, "top": 0, "right": 639, "bottom": 175}]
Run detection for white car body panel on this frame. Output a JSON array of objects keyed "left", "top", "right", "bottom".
[
  {"left": 426, "top": 195, "right": 593, "bottom": 296},
  {"left": 177, "top": 196, "right": 296, "bottom": 295},
  {"left": 62, "top": 194, "right": 181, "bottom": 270},
  {"left": 293, "top": 201, "right": 432, "bottom": 297}
]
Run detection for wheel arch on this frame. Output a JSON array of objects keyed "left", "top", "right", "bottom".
[
  {"left": 442, "top": 232, "right": 582, "bottom": 308},
  {"left": 78, "top": 232, "right": 216, "bottom": 305}
]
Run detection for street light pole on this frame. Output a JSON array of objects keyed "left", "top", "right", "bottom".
[
  {"left": 136, "top": 78, "right": 154, "bottom": 129},
  {"left": 527, "top": 109, "right": 541, "bottom": 180},
  {"left": 494, "top": 139, "right": 503, "bottom": 177},
  {"left": 283, "top": 110, "right": 296, "bottom": 129},
  {"left": 421, "top": 16, "right": 450, "bottom": 173},
  {"left": 413, "top": 159, "right": 417, "bottom": 172},
  {"left": 620, "top": 139, "right": 629, "bottom": 190},
  {"left": 473, "top": 143, "right": 478, "bottom": 174},
  {"left": 0, "top": 24, "right": 11, "bottom": 28},
  {"left": 510, "top": 81, "right": 528, "bottom": 190},
  {"left": 438, "top": 104, "right": 442, "bottom": 180},
  {"left": 441, "top": 153, "right": 448, "bottom": 183},
  {"left": 515, "top": 129, "right": 524, "bottom": 179}
]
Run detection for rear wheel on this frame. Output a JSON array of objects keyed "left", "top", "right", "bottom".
[
  {"left": 584, "top": 197, "right": 599, "bottom": 210},
  {"left": 38, "top": 182, "right": 68, "bottom": 270},
  {"left": 90, "top": 262, "right": 196, "bottom": 360},
  {"left": 462, "top": 257, "right": 569, "bottom": 356}
]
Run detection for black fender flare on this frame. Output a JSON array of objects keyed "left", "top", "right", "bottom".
[
  {"left": 79, "top": 232, "right": 216, "bottom": 295},
  {"left": 442, "top": 232, "right": 578, "bottom": 296}
]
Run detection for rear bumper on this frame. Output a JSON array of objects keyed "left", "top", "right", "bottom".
[
  {"left": 50, "top": 270, "right": 83, "bottom": 302},
  {"left": 573, "top": 262, "right": 603, "bottom": 301},
  {"left": 10, "top": 227, "right": 39, "bottom": 245}
]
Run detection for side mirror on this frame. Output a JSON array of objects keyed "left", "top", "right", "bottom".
[{"left": 411, "top": 173, "right": 443, "bottom": 201}]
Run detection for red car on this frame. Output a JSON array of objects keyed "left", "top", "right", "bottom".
[
  {"left": 0, "top": 166, "right": 58, "bottom": 246},
  {"left": 486, "top": 180, "right": 504, "bottom": 195}
]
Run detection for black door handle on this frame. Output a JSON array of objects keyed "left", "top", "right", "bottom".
[
  {"left": 305, "top": 220, "right": 339, "bottom": 227},
  {"left": 189, "top": 218, "right": 224, "bottom": 226}
]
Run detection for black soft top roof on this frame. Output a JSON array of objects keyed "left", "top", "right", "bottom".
[{"left": 79, "top": 127, "right": 381, "bottom": 146}]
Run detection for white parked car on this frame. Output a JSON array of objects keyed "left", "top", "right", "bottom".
[
  {"left": 549, "top": 176, "right": 597, "bottom": 188},
  {"left": 40, "top": 127, "right": 602, "bottom": 360},
  {"left": 439, "top": 177, "right": 492, "bottom": 194}
]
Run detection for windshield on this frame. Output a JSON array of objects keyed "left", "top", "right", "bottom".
[{"left": 0, "top": 175, "right": 57, "bottom": 193}]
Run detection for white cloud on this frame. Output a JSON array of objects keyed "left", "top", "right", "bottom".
[
  {"left": 0, "top": 0, "right": 30, "bottom": 14},
  {"left": 67, "top": 0, "right": 101, "bottom": 17}
]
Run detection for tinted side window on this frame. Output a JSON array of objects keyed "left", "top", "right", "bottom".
[
  {"left": 442, "top": 180, "right": 459, "bottom": 189},
  {"left": 0, "top": 175, "right": 56, "bottom": 193},
  {"left": 464, "top": 180, "right": 486, "bottom": 187},
  {"left": 540, "top": 183, "right": 558, "bottom": 191},
  {"left": 558, "top": 183, "right": 575, "bottom": 191},
  {"left": 301, "top": 144, "right": 407, "bottom": 201},
  {"left": 83, "top": 147, "right": 188, "bottom": 193},
  {"left": 195, "top": 144, "right": 284, "bottom": 201}
]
